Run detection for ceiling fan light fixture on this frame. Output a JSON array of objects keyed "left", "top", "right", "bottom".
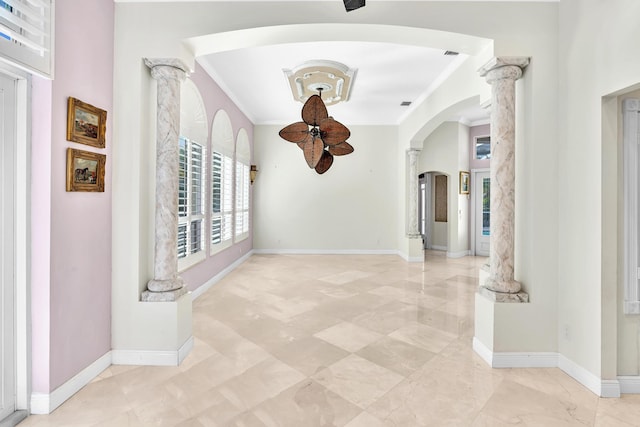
[{"left": 343, "top": 0, "right": 365, "bottom": 12}]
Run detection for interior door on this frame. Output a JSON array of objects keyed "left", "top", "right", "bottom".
[
  {"left": 0, "top": 71, "right": 16, "bottom": 422},
  {"left": 474, "top": 171, "right": 490, "bottom": 256}
]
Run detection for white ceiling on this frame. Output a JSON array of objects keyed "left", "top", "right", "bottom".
[{"left": 197, "top": 41, "right": 486, "bottom": 126}]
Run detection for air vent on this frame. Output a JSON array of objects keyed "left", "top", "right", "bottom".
[
  {"left": 444, "top": 51, "right": 459, "bottom": 56},
  {"left": 401, "top": 101, "right": 412, "bottom": 106}
]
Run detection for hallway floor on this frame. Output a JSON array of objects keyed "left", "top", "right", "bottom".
[{"left": 20, "top": 252, "right": 640, "bottom": 426}]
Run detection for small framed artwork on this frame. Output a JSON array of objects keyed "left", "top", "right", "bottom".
[
  {"left": 67, "top": 97, "right": 107, "bottom": 148},
  {"left": 66, "top": 148, "right": 106, "bottom": 192},
  {"left": 459, "top": 171, "right": 470, "bottom": 195}
]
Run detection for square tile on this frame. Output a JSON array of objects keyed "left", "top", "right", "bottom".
[
  {"left": 312, "top": 354, "right": 404, "bottom": 408},
  {"left": 313, "top": 321, "right": 383, "bottom": 352}
]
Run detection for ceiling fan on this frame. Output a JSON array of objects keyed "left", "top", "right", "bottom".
[{"left": 279, "top": 90, "right": 354, "bottom": 174}]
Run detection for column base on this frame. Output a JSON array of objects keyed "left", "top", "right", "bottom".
[
  {"left": 479, "top": 286, "right": 529, "bottom": 303},
  {"left": 141, "top": 286, "right": 188, "bottom": 302},
  {"left": 147, "top": 277, "right": 185, "bottom": 292}
]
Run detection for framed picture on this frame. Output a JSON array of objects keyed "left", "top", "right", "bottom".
[
  {"left": 66, "top": 148, "right": 106, "bottom": 192},
  {"left": 459, "top": 171, "right": 470, "bottom": 195},
  {"left": 67, "top": 97, "right": 107, "bottom": 148}
]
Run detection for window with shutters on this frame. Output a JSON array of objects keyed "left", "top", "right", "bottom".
[
  {"left": 178, "top": 136, "right": 206, "bottom": 265},
  {"left": 0, "top": 0, "right": 53, "bottom": 78},
  {"left": 235, "top": 129, "right": 251, "bottom": 242},
  {"left": 211, "top": 110, "right": 235, "bottom": 254},
  {"left": 178, "top": 79, "right": 208, "bottom": 270}
]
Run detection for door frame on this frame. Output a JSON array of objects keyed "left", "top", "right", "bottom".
[
  {"left": 0, "top": 62, "right": 31, "bottom": 415},
  {"left": 470, "top": 168, "right": 490, "bottom": 256}
]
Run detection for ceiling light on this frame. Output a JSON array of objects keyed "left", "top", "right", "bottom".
[{"left": 343, "top": 0, "right": 365, "bottom": 12}]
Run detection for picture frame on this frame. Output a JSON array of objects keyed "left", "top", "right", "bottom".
[
  {"left": 67, "top": 97, "right": 107, "bottom": 148},
  {"left": 459, "top": 171, "right": 470, "bottom": 195},
  {"left": 66, "top": 148, "right": 106, "bottom": 192}
]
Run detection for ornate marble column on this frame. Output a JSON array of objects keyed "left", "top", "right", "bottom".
[
  {"left": 407, "top": 148, "right": 422, "bottom": 238},
  {"left": 478, "top": 57, "right": 529, "bottom": 303},
  {"left": 142, "top": 58, "right": 189, "bottom": 302}
]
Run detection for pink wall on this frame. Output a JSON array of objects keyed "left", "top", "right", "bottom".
[
  {"left": 469, "top": 123, "right": 490, "bottom": 170},
  {"left": 180, "top": 63, "right": 254, "bottom": 291},
  {"left": 31, "top": 0, "right": 114, "bottom": 392}
]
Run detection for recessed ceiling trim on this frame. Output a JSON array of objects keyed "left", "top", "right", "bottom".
[{"left": 283, "top": 60, "right": 356, "bottom": 106}]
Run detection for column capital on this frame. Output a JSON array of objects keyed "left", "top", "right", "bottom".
[
  {"left": 478, "top": 56, "right": 530, "bottom": 79},
  {"left": 144, "top": 58, "right": 190, "bottom": 81}
]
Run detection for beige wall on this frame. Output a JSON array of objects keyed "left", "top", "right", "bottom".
[
  {"left": 558, "top": 0, "right": 640, "bottom": 379},
  {"left": 252, "top": 125, "right": 399, "bottom": 251}
]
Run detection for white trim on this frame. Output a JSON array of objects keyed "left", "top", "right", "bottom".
[
  {"left": 111, "top": 336, "right": 194, "bottom": 367},
  {"left": 472, "top": 337, "right": 493, "bottom": 366},
  {"left": 30, "top": 352, "right": 112, "bottom": 415},
  {"left": 472, "top": 338, "right": 623, "bottom": 397},
  {"left": 623, "top": 98, "right": 640, "bottom": 314},
  {"left": 447, "top": 250, "right": 470, "bottom": 258},
  {"left": 470, "top": 168, "right": 490, "bottom": 256},
  {"left": 191, "top": 251, "right": 253, "bottom": 300},
  {"left": 253, "top": 248, "right": 399, "bottom": 256},
  {"left": 618, "top": 376, "right": 640, "bottom": 393}
]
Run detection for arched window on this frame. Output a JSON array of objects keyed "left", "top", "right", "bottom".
[
  {"left": 235, "top": 129, "right": 251, "bottom": 241},
  {"left": 211, "top": 110, "right": 235, "bottom": 254},
  {"left": 178, "top": 79, "right": 208, "bottom": 269}
]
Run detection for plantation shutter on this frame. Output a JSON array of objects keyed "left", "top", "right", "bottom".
[
  {"left": 0, "top": 0, "right": 53, "bottom": 77},
  {"left": 211, "top": 110, "right": 235, "bottom": 253}
]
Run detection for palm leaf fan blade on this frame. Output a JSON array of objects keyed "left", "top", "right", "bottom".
[
  {"left": 301, "top": 95, "right": 328, "bottom": 126},
  {"left": 315, "top": 150, "right": 334, "bottom": 174},
  {"left": 303, "top": 136, "right": 325, "bottom": 168},
  {"left": 279, "top": 122, "right": 309, "bottom": 143},
  {"left": 319, "top": 118, "right": 350, "bottom": 146},
  {"left": 328, "top": 141, "right": 354, "bottom": 156}
]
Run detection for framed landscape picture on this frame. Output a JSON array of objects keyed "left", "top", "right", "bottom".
[
  {"left": 67, "top": 97, "right": 107, "bottom": 148},
  {"left": 66, "top": 148, "right": 106, "bottom": 192},
  {"left": 459, "top": 171, "right": 470, "bottom": 195}
]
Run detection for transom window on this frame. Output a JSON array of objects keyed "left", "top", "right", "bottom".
[{"left": 475, "top": 135, "right": 491, "bottom": 160}]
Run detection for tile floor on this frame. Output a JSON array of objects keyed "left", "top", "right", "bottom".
[{"left": 19, "top": 252, "right": 640, "bottom": 426}]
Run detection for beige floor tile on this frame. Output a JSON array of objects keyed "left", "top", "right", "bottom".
[
  {"left": 313, "top": 321, "right": 383, "bottom": 352},
  {"left": 18, "top": 253, "right": 640, "bottom": 427},
  {"left": 356, "top": 336, "right": 435, "bottom": 377},
  {"left": 252, "top": 379, "right": 361, "bottom": 427},
  {"left": 343, "top": 411, "right": 388, "bottom": 427},
  {"left": 312, "top": 354, "right": 404, "bottom": 409}
]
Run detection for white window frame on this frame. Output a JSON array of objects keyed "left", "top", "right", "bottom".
[
  {"left": 474, "top": 135, "right": 491, "bottom": 160},
  {"left": 624, "top": 98, "right": 640, "bottom": 314},
  {"left": 178, "top": 79, "right": 208, "bottom": 271},
  {"left": 178, "top": 136, "right": 206, "bottom": 270},
  {"left": 210, "top": 110, "right": 235, "bottom": 254},
  {"left": 234, "top": 129, "right": 250, "bottom": 242}
]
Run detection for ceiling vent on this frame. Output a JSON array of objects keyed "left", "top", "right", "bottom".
[
  {"left": 444, "top": 51, "right": 459, "bottom": 56},
  {"left": 401, "top": 101, "right": 412, "bottom": 106}
]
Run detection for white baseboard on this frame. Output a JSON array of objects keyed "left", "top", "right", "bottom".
[
  {"left": 447, "top": 250, "right": 471, "bottom": 259},
  {"left": 191, "top": 251, "right": 254, "bottom": 300},
  {"left": 472, "top": 337, "right": 557, "bottom": 368},
  {"left": 112, "top": 336, "right": 194, "bottom": 367},
  {"left": 473, "top": 337, "right": 622, "bottom": 397},
  {"left": 252, "top": 248, "right": 398, "bottom": 256},
  {"left": 618, "top": 376, "right": 640, "bottom": 393},
  {"left": 30, "top": 352, "right": 112, "bottom": 414}
]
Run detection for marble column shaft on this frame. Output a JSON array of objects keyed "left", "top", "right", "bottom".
[
  {"left": 479, "top": 57, "right": 529, "bottom": 300},
  {"left": 407, "top": 148, "right": 421, "bottom": 238},
  {"left": 143, "top": 58, "right": 189, "bottom": 300}
]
